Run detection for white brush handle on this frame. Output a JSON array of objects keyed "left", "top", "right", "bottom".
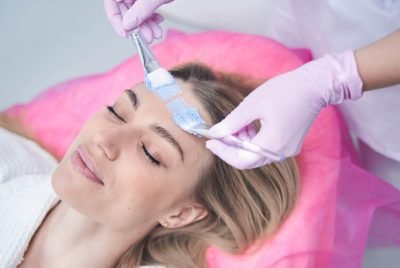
[
  {"left": 221, "top": 135, "right": 283, "bottom": 161},
  {"left": 191, "top": 127, "right": 282, "bottom": 161},
  {"left": 193, "top": 128, "right": 282, "bottom": 161}
]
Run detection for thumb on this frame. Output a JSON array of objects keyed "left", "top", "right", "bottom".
[
  {"left": 123, "top": 0, "right": 173, "bottom": 31},
  {"left": 208, "top": 101, "right": 256, "bottom": 138}
]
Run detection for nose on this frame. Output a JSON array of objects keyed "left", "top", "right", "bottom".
[{"left": 93, "top": 126, "right": 132, "bottom": 161}]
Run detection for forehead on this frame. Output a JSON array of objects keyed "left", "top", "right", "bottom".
[
  {"left": 131, "top": 80, "right": 213, "bottom": 167},
  {"left": 132, "top": 79, "right": 213, "bottom": 125}
]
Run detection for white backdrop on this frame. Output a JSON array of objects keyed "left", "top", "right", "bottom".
[
  {"left": 0, "top": 0, "right": 275, "bottom": 110},
  {"left": 0, "top": 1, "right": 204, "bottom": 110}
]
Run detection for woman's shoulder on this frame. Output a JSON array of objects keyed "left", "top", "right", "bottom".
[
  {"left": 0, "top": 127, "right": 58, "bottom": 184},
  {"left": 0, "top": 127, "right": 59, "bottom": 268}
]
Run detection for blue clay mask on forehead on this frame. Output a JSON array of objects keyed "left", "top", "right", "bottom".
[
  {"left": 145, "top": 79, "right": 182, "bottom": 101},
  {"left": 131, "top": 29, "right": 209, "bottom": 138},
  {"left": 144, "top": 69, "right": 182, "bottom": 101},
  {"left": 144, "top": 72, "right": 208, "bottom": 135},
  {"left": 167, "top": 98, "right": 207, "bottom": 134}
]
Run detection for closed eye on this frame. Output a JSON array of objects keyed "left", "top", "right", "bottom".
[
  {"left": 141, "top": 142, "right": 161, "bottom": 166},
  {"left": 105, "top": 105, "right": 161, "bottom": 167},
  {"left": 106, "top": 105, "right": 126, "bottom": 123}
]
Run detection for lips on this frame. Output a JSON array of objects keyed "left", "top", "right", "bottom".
[{"left": 71, "top": 145, "right": 104, "bottom": 185}]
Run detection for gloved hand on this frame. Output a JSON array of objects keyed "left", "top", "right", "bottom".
[
  {"left": 206, "top": 50, "right": 363, "bottom": 170},
  {"left": 104, "top": 0, "right": 174, "bottom": 42}
]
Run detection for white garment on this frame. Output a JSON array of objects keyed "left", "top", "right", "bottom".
[
  {"left": 266, "top": 0, "right": 400, "bottom": 162},
  {"left": 0, "top": 128, "right": 59, "bottom": 268}
]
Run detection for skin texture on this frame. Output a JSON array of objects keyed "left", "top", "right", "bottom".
[
  {"left": 355, "top": 30, "right": 400, "bottom": 91},
  {"left": 18, "top": 80, "right": 211, "bottom": 268}
]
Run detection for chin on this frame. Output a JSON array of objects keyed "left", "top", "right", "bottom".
[
  {"left": 52, "top": 161, "right": 90, "bottom": 208},
  {"left": 51, "top": 163, "right": 80, "bottom": 203},
  {"left": 51, "top": 160, "right": 114, "bottom": 223}
]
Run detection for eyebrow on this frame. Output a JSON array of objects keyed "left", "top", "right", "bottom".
[
  {"left": 150, "top": 124, "right": 185, "bottom": 162},
  {"left": 124, "top": 89, "right": 184, "bottom": 162},
  {"left": 124, "top": 89, "right": 139, "bottom": 109}
]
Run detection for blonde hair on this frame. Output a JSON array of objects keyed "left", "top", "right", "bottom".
[{"left": 116, "top": 63, "right": 299, "bottom": 268}]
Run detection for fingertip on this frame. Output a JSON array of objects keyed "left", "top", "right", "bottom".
[
  {"left": 148, "top": 20, "right": 162, "bottom": 39},
  {"left": 153, "top": 27, "right": 163, "bottom": 39},
  {"left": 137, "top": 23, "right": 154, "bottom": 43},
  {"left": 151, "top": 13, "right": 164, "bottom": 24},
  {"left": 120, "top": 30, "right": 128, "bottom": 38},
  {"left": 143, "top": 32, "right": 154, "bottom": 43}
]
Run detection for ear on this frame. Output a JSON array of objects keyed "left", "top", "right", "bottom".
[{"left": 159, "top": 203, "right": 208, "bottom": 229}]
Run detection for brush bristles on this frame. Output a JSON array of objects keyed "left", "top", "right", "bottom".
[
  {"left": 172, "top": 108, "right": 207, "bottom": 137},
  {"left": 146, "top": 68, "right": 175, "bottom": 89}
]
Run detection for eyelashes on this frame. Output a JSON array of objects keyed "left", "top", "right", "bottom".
[
  {"left": 106, "top": 105, "right": 126, "bottom": 123},
  {"left": 105, "top": 105, "right": 160, "bottom": 166},
  {"left": 141, "top": 142, "right": 161, "bottom": 166}
]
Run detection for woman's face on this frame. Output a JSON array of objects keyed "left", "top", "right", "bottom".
[{"left": 52, "top": 80, "right": 212, "bottom": 232}]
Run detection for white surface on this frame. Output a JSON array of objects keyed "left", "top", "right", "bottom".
[
  {"left": 159, "top": 0, "right": 273, "bottom": 34},
  {"left": 0, "top": 1, "right": 397, "bottom": 267},
  {"left": 0, "top": 1, "right": 129, "bottom": 110}
]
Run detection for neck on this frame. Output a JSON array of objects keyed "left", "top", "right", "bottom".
[{"left": 26, "top": 201, "right": 153, "bottom": 268}]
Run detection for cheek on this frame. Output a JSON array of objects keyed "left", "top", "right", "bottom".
[
  {"left": 51, "top": 112, "right": 107, "bottom": 194},
  {"left": 107, "top": 167, "right": 180, "bottom": 228},
  {"left": 50, "top": 115, "right": 111, "bottom": 222}
]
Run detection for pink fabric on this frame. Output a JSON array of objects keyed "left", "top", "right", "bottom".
[
  {"left": 4, "top": 30, "right": 400, "bottom": 267},
  {"left": 207, "top": 108, "right": 400, "bottom": 268}
]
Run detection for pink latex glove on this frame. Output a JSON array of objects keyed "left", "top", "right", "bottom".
[
  {"left": 206, "top": 50, "right": 363, "bottom": 169},
  {"left": 104, "top": 0, "right": 174, "bottom": 42}
]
